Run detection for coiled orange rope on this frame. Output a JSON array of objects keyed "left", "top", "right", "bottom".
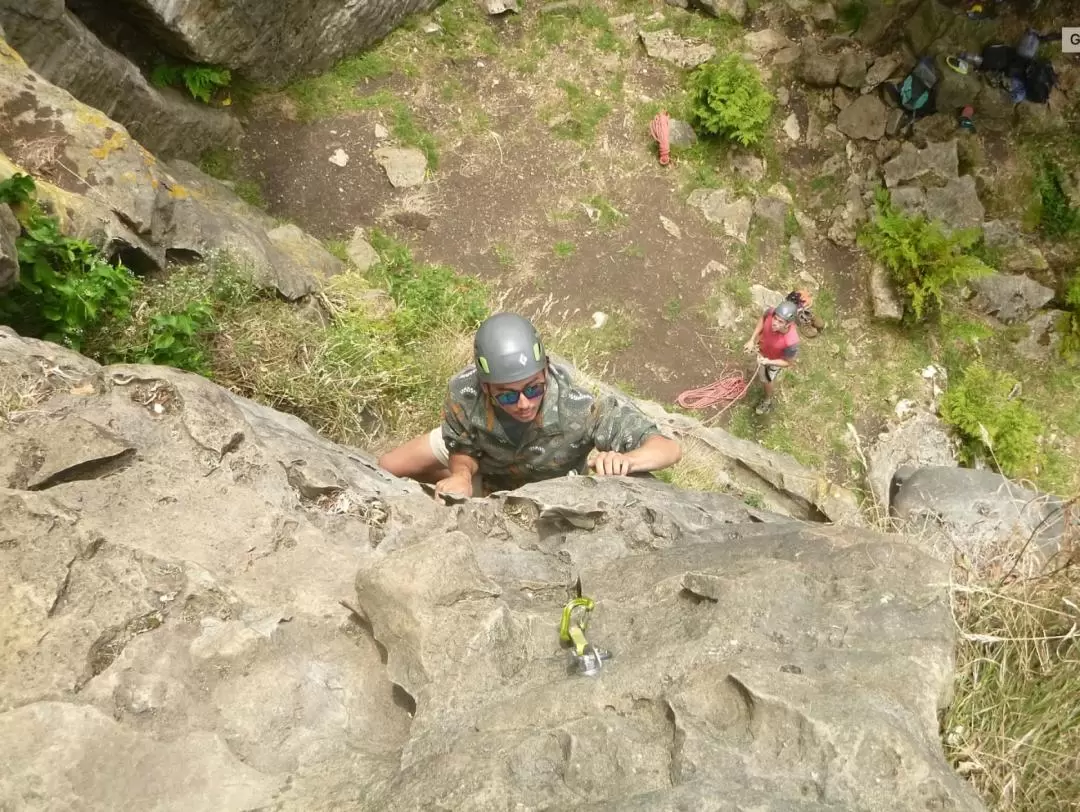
[
  {"left": 675, "top": 368, "right": 752, "bottom": 411},
  {"left": 649, "top": 111, "right": 671, "bottom": 166}
]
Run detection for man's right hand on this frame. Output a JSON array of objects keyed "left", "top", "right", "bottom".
[
  {"left": 434, "top": 472, "right": 473, "bottom": 501},
  {"left": 743, "top": 339, "right": 756, "bottom": 353}
]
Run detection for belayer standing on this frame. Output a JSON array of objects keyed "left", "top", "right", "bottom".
[{"left": 742, "top": 299, "right": 800, "bottom": 415}]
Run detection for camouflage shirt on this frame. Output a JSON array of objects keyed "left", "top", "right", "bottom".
[{"left": 442, "top": 363, "right": 662, "bottom": 492}]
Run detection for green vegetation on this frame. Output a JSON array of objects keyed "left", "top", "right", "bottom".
[
  {"left": 858, "top": 191, "right": 993, "bottom": 322},
  {"left": 688, "top": 55, "right": 773, "bottom": 147},
  {"left": 150, "top": 62, "right": 231, "bottom": 105},
  {"left": 945, "top": 561, "right": 1080, "bottom": 812},
  {"left": 0, "top": 174, "right": 137, "bottom": 350},
  {"left": 553, "top": 240, "right": 576, "bottom": 258},
  {"left": 1032, "top": 158, "right": 1080, "bottom": 239},
  {"left": 584, "top": 195, "right": 626, "bottom": 232},
  {"left": 197, "top": 148, "right": 265, "bottom": 208},
  {"left": 941, "top": 363, "right": 1044, "bottom": 480},
  {"left": 1059, "top": 273, "right": 1080, "bottom": 359},
  {"left": 551, "top": 80, "right": 612, "bottom": 143},
  {"left": 837, "top": 0, "right": 868, "bottom": 33},
  {"left": 286, "top": 52, "right": 394, "bottom": 118}
]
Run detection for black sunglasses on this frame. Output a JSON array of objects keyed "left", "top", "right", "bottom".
[{"left": 492, "top": 381, "right": 546, "bottom": 406}]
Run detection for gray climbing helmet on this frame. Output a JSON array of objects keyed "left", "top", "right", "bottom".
[
  {"left": 774, "top": 300, "right": 798, "bottom": 322},
  {"left": 474, "top": 313, "right": 546, "bottom": 384}
]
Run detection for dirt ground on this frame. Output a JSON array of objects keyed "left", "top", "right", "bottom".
[{"left": 226, "top": 0, "right": 1079, "bottom": 490}]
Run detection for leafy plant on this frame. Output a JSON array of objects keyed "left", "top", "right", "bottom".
[
  {"left": 1058, "top": 272, "right": 1080, "bottom": 360},
  {"left": 837, "top": 0, "right": 868, "bottom": 33},
  {"left": 151, "top": 62, "right": 231, "bottom": 104},
  {"left": 1032, "top": 159, "right": 1080, "bottom": 239},
  {"left": 136, "top": 301, "right": 216, "bottom": 372},
  {"left": 688, "top": 55, "right": 773, "bottom": 147},
  {"left": 940, "top": 362, "right": 1044, "bottom": 479},
  {"left": 858, "top": 191, "right": 993, "bottom": 322},
  {"left": 0, "top": 173, "right": 138, "bottom": 350}
]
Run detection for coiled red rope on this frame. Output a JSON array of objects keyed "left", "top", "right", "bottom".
[
  {"left": 649, "top": 111, "right": 671, "bottom": 166},
  {"left": 676, "top": 369, "right": 752, "bottom": 411}
]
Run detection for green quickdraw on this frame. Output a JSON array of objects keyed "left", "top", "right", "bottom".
[{"left": 559, "top": 596, "right": 611, "bottom": 676}]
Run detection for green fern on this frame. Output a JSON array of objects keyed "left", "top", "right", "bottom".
[
  {"left": 940, "top": 363, "right": 1044, "bottom": 479},
  {"left": 151, "top": 61, "right": 231, "bottom": 104},
  {"left": 1057, "top": 272, "right": 1080, "bottom": 360},
  {"left": 858, "top": 191, "right": 993, "bottom": 322},
  {"left": 688, "top": 55, "right": 773, "bottom": 147}
]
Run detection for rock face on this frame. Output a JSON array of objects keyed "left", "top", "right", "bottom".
[
  {"left": 0, "top": 0, "right": 241, "bottom": 160},
  {"left": 893, "top": 466, "right": 1071, "bottom": 565},
  {"left": 0, "top": 328, "right": 985, "bottom": 811},
  {"left": 836, "top": 94, "right": 888, "bottom": 140},
  {"left": 68, "top": 0, "right": 441, "bottom": 86},
  {"left": 884, "top": 140, "right": 959, "bottom": 188},
  {"left": 0, "top": 41, "right": 340, "bottom": 299}
]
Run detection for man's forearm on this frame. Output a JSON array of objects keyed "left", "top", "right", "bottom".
[
  {"left": 625, "top": 435, "right": 682, "bottom": 472},
  {"left": 447, "top": 453, "right": 479, "bottom": 477}
]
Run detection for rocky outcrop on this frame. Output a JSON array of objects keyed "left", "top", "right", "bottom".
[
  {"left": 71, "top": 0, "right": 441, "bottom": 86},
  {"left": 0, "top": 328, "right": 985, "bottom": 810},
  {"left": 892, "top": 466, "right": 1072, "bottom": 566},
  {"left": 0, "top": 0, "right": 241, "bottom": 160},
  {"left": 969, "top": 273, "right": 1056, "bottom": 324},
  {"left": 639, "top": 29, "right": 716, "bottom": 69},
  {"left": 0, "top": 39, "right": 341, "bottom": 298}
]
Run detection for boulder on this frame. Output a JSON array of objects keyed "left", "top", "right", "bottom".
[
  {"left": 838, "top": 51, "right": 870, "bottom": 89},
  {"left": 827, "top": 198, "right": 868, "bottom": 247},
  {"left": 667, "top": 117, "right": 698, "bottom": 148},
  {"left": 347, "top": 227, "right": 380, "bottom": 272},
  {"left": 0, "top": 201, "right": 17, "bottom": 291},
  {"left": 799, "top": 51, "right": 840, "bottom": 87},
  {"left": 373, "top": 147, "right": 428, "bottom": 188},
  {"left": 833, "top": 86, "right": 855, "bottom": 110},
  {"left": 836, "top": 94, "right": 888, "bottom": 140},
  {"left": 772, "top": 45, "right": 802, "bottom": 66},
  {"left": 870, "top": 262, "right": 904, "bottom": 322},
  {"left": 969, "top": 273, "right": 1055, "bottom": 324},
  {"left": 731, "top": 149, "right": 765, "bottom": 182},
  {"left": 981, "top": 220, "right": 1049, "bottom": 273},
  {"left": 0, "top": 2, "right": 241, "bottom": 160},
  {"left": 866, "top": 410, "right": 956, "bottom": 512},
  {"left": 782, "top": 111, "right": 801, "bottom": 141},
  {"left": 687, "top": 188, "right": 753, "bottom": 243},
  {"left": 912, "top": 112, "right": 958, "bottom": 146},
  {"left": 883, "top": 140, "right": 958, "bottom": 188},
  {"left": 863, "top": 53, "right": 903, "bottom": 93},
  {"left": 933, "top": 55, "right": 982, "bottom": 113},
  {"left": 1014, "top": 309, "right": 1066, "bottom": 362},
  {"left": 694, "top": 0, "right": 748, "bottom": 23},
  {"left": 890, "top": 185, "right": 926, "bottom": 217},
  {"left": 639, "top": 29, "right": 716, "bottom": 69},
  {"left": 0, "top": 329, "right": 984, "bottom": 809},
  {"left": 743, "top": 29, "right": 792, "bottom": 58},
  {"left": 59, "top": 0, "right": 442, "bottom": 86},
  {"left": 750, "top": 283, "right": 784, "bottom": 313},
  {"left": 267, "top": 224, "right": 346, "bottom": 285},
  {"left": 753, "top": 194, "right": 790, "bottom": 227},
  {"left": 923, "top": 175, "right": 984, "bottom": 231},
  {"left": 892, "top": 466, "right": 1071, "bottom": 566}
]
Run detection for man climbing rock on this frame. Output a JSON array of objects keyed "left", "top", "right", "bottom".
[
  {"left": 743, "top": 299, "right": 800, "bottom": 415},
  {"left": 379, "top": 313, "right": 682, "bottom": 499}
]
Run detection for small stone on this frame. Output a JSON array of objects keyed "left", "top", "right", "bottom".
[
  {"left": 374, "top": 123, "right": 389, "bottom": 139},
  {"left": 700, "top": 259, "right": 729, "bottom": 278},
  {"left": 591, "top": 311, "right": 608, "bottom": 329},
  {"left": 870, "top": 263, "right": 903, "bottom": 321},
  {"left": 789, "top": 236, "right": 806, "bottom": 264},
  {"left": 838, "top": 51, "right": 869, "bottom": 89},
  {"left": 639, "top": 29, "right": 716, "bottom": 69},
  {"left": 776, "top": 87, "right": 790, "bottom": 107},
  {"left": 328, "top": 148, "right": 349, "bottom": 167},
  {"left": 773, "top": 46, "right": 802, "bottom": 67},
  {"left": 482, "top": 0, "right": 519, "bottom": 14},
  {"left": 667, "top": 118, "right": 698, "bottom": 148},
  {"left": 346, "top": 227, "right": 380, "bottom": 271},
  {"left": 743, "top": 29, "right": 793, "bottom": 58},
  {"left": 751, "top": 283, "right": 784, "bottom": 312},
  {"left": 834, "top": 87, "right": 855, "bottom": 110},
  {"left": 800, "top": 52, "right": 840, "bottom": 87},
  {"left": 660, "top": 215, "right": 682, "bottom": 239},
  {"left": 863, "top": 54, "right": 903, "bottom": 93},
  {"left": 783, "top": 112, "right": 801, "bottom": 142},
  {"left": 374, "top": 147, "right": 428, "bottom": 188},
  {"left": 836, "top": 94, "right": 888, "bottom": 141},
  {"left": 731, "top": 150, "right": 765, "bottom": 182}
]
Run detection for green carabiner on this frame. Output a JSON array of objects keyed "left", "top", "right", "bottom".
[{"left": 560, "top": 597, "right": 595, "bottom": 655}]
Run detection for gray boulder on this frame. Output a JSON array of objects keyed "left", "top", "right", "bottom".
[
  {"left": 693, "top": 0, "right": 748, "bottom": 23},
  {"left": 883, "top": 140, "right": 959, "bottom": 188},
  {"left": 838, "top": 50, "right": 870, "bottom": 89},
  {"left": 982, "top": 220, "right": 1049, "bottom": 273},
  {"left": 969, "top": 273, "right": 1055, "bottom": 324},
  {"left": 63, "top": 0, "right": 441, "bottom": 86},
  {"left": 1014, "top": 309, "right": 1066, "bottom": 362},
  {"left": 639, "top": 29, "right": 716, "bottom": 69},
  {"left": 893, "top": 466, "right": 1070, "bottom": 566},
  {"left": 687, "top": 188, "right": 753, "bottom": 244},
  {"left": 870, "top": 262, "right": 904, "bottom": 322},
  {"left": 924, "top": 175, "right": 984, "bottom": 231},
  {"left": 0, "top": 328, "right": 984, "bottom": 810},
  {"left": 836, "top": 94, "right": 888, "bottom": 140},
  {"left": 799, "top": 51, "right": 840, "bottom": 87},
  {"left": 0, "top": 0, "right": 241, "bottom": 160},
  {"left": 863, "top": 53, "right": 903, "bottom": 93},
  {"left": 0, "top": 202, "right": 17, "bottom": 291},
  {"left": 667, "top": 117, "right": 698, "bottom": 148}
]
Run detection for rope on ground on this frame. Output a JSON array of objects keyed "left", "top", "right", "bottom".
[
  {"left": 649, "top": 111, "right": 671, "bottom": 166},
  {"left": 675, "top": 368, "right": 752, "bottom": 413}
]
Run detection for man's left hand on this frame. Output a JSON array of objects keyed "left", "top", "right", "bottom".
[{"left": 590, "top": 451, "right": 634, "bottom": 477}]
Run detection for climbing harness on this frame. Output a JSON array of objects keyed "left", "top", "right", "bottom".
[
  {"left": 649, "top": 111, "right": 671, "bottom": 166},
  {"left": 559, "top": 596, "right": 611, "bottom": 676}
]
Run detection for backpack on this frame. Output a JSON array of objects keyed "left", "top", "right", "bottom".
[
  {"left": 896, "top": 58, "right": 938, "bottom": 116},
  {"left": 1024, "top": 58, "right": 1056, "bottom": 103},
  {"left": 980, "top": 43, "right": 1026, "bottom": 76}
]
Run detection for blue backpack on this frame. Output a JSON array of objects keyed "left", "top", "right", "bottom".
[{"left": 898, "top": 58, "right": 939, "bottom": 115}]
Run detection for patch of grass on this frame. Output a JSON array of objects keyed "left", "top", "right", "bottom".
[
  {"left": 491, "top": 242, "right": 516, "bottom": 268},
  {"left": 198, "top": 149, "right": 265, "bottom": 208},
  {"left": 547, "top": 312, "right": 633, "bottom": 375},
  {"left": 549, "top": 80, "right": 612, "bottom": 143},
  {"left": 553, "top": 240, "right": 577, "bottom": 258},
  {"left": 663, "top": 297, "right": 682, "bottom": 322},
  {"left": 945, "top": 561, "right": 1080, "bottom": 812},
  {"left": 1032, "top": 158, "right": 1080, "bottom": 239},
  {"left": 584, "top": 195, "right": 626, "bottom": 232},
  {"left": 286, "top": 52, "right": 394, "bottom": 119},
  {"left": 837, "top": 0, "right": 868, "bottom": 33},
  {"left": 323, "top": 239, "right": 351, "bottom": 264},
  {"left": 653, "top": 438, "right": 726, "bottom": 493}
]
